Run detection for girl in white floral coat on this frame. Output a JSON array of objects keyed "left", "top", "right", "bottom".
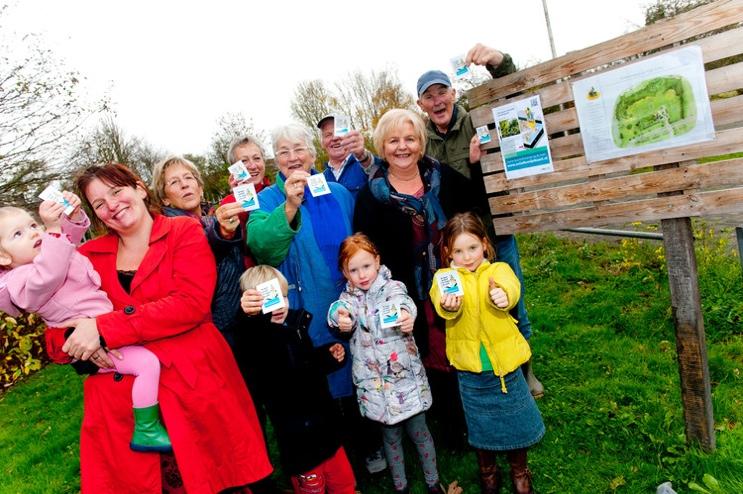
[{"left": 328, "top": 233, "right": 443, "bottom": 494}]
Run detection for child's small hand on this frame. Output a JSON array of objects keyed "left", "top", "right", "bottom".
[
  {"left": 336, "top": 307, "right": 354, "bottom": 332},
  {"left": 440, "top": 293, "right": 462, "bottom": 312},
  {"left": 489, "top": 277, "right": 509, "bottom": 308},
  {"left": 39, "top": 200, "right": 63, "bottom": 233},
  {"left": 398, "top": 309, "right": 414, "bottom": 334},
  {"left": 240, "top": 289, "right": 264, "bottom": 315},
  {"left": 329, "top": 343, "right": 345, "bottom": 362},
  {"left": 61, "top": 191, "right": 83, "bottom": 221},
  {"left": 447, "top": 480, "right": 463, "bottom": 494}
]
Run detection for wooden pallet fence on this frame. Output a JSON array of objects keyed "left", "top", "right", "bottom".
[{"left": 466, "top": 0, "right": 743, "bottom": 451}]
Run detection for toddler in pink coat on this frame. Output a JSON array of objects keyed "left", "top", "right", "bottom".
[{"left": 0, "top": 193, "right": 171, "bottom": 453}]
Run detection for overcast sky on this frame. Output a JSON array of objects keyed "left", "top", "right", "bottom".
[{"left": 5, "top": 0, "right": 648, "bottom": 156}]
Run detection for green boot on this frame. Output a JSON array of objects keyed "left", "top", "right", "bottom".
[{"left": 130, "top": 403, "right": 172, "bottom": 453}]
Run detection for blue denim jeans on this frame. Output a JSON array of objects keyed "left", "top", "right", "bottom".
[{"left": 494, "top": 234, "right": 531, "bottom": 340}]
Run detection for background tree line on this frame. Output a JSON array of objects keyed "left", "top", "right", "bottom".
[{"left": 1, "top": 0, "right": 719, "bottom": 212}]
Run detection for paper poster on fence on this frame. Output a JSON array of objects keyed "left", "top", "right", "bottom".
[
  {"left": 492, "top": 95, "right": 554, "bottom": 180},
  {"left": 572, "top": 45, "right": 715, "bottom": 163}
]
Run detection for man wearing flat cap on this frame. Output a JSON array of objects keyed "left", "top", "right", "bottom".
[
  {"left": 416, "top": 44, "right": 544, "bottom": 400},
  {"left": 317, "top": 114, "right": 381, "bottom": 199}
]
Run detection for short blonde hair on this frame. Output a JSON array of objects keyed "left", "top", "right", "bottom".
[
  {"left": 151, "top": 155, "right": 204, "bottom": 206},
  {"left": 239, "top": 265, "right": 289, "bottom": 294},
  {"left": 372, "top": 109, "right": 427, "bottom": 162}
]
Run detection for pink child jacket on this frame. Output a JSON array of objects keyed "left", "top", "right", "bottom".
[{"left": 0, "top": 213, "right": 112, "bottom": 326}]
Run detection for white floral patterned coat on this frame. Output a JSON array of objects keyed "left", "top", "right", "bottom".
[{"left": 328, "top": 265, "right": 432, "bottom": 425}]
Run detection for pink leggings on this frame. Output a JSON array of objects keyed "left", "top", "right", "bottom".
[{"left": 99, "top": 345, "right": 160, "bottom": 408}]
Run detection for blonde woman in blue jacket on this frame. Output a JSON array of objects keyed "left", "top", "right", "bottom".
[{"left": 430, "top": 212, "right": 544, "bottom": 494}]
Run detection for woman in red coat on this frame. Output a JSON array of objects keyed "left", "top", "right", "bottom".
[{"left": 53, "top": 163, "right": 272, "bottom": 493}]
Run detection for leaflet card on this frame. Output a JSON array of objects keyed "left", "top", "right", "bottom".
[
  {"left": 257, "top": 278, "right": 286, "bottom": 314},
  {"left": 233, "top": 183, "right": 259, "bottom": 211},
  {"left": 379, "top": 302, "right": 402, "bottom": 329},
  {"left": 39, "top": 185, "right": 75, "bottom": 215},
  {"left": 435, "top": 270, "right": 464, "bottom": 297},
  {"left": 307, "top": 173, "right": 331, "bottom": 197}
]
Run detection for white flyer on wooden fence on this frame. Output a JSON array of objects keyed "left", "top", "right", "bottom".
[
  {"left": 492, "top": 95, "right": 554, "bottom": 180},
  {"left": 572, "top": 45, "right": 715, "bottom": 163}
]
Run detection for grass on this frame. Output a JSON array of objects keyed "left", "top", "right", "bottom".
[{"left": 1, "top": 222, "right": 741, "bottom": 493}]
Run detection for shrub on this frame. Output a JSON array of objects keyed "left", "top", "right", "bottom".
[{"left": 0, "top": 312, "right": 48, "bottom": 390}]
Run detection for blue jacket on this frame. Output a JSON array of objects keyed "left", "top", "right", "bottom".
[
  {"left": 247, "top": 175, "right": 355, "bottom": 398},
  {"left": 322, "top": 154, "right": 381, "bottom": 199}
]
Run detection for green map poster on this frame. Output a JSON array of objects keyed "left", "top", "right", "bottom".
[{"left": 572, "top": 46, "right": 714, "bottom": 163}]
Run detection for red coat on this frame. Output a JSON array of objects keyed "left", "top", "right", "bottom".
[{"left": 48, "top": 215, "right": 272, "bottom": 493}]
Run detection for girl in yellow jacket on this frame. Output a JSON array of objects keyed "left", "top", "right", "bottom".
[{"left": 430, "top": 212, "right": 544, "bottom": 494}]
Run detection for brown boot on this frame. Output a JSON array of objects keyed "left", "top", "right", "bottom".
[
  {"left": 475, "top": 449, "right": 501, "bottom": 494},
  {"left": 506, "top": 449, "right": 533, "bottom": 494},
  {"left": 521, "top": 359, "right": 544, "bottom": 399}
]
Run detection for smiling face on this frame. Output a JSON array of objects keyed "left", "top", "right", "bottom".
[
  {"left": 232, "top": 142, "right": 266, "bottom": 185},
  {"left": 0, "top": 210, "right": 43, "bottom": 269},
  {"left": 275, "top": 138, "right": 314, "bottom": 178},
  {"left": 162, "top": 163, "right": 203, "bottom": 214},
  {"left": 343, "top": 249, "right": 380, "bottom": 291},
  {"left": 84, "top": 178, "right": 150, "bottom": 234},
  {"left": 320, "top": 119, "right": 348, "bottom": 163},
  {"left": 417, "top": 83, "right": 457, "bottom": 133},
  {"left": 449, "top": 232, "right": 488, "bottom": 272},
  {"left": 382, "top": 121, "right": 422, "bottom": 174}
]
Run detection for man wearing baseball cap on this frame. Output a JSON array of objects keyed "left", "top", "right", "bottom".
[
  {"left": 416, "top": 44, "right": 544, "bottom": 400},
  {"left": 317, "top": 114, "right": 381, "bottom": 199}
]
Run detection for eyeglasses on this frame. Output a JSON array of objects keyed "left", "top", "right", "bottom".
[{"left": 276, "top": 146, "right": 309, "bottom": 160}]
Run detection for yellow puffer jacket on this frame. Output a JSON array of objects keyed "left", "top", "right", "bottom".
[{"left": 429, "top": 261, "right": 531, "bottom": 392}]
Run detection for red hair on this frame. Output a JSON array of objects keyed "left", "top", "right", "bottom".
[
  {"left": 74, "top": 162, "right": 159, "bottom": 234},
  {"left": 338, "top": 233, "right": 380, "bottom": 271}
]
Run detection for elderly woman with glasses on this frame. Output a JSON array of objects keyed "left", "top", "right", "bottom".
[{"left": 247, "top": 123, "right": 355, "bottom": 401}]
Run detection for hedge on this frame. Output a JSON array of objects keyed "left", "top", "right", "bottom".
[{"left": 1, "top": 312, "right": 48, "bottom": 390}]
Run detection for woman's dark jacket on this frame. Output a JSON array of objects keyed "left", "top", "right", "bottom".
[
  {"left": 162, "top": 206, "right": 244, "bottom": 346},
  {"left": 233, "top": 309, "right": 344, "bottom": 475},
  {"left": 353, "top": 158, "right": 481, "bottom": 357}
]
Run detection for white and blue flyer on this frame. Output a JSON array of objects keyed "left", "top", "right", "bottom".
[
  {"left": 307, "top": 173, "right": 331, "bottom": 197},
  {"left": 435, "top": 270, "right": 464, "bottom": 297},
  {"left": 39, "top": 185, "right": 75, "bottom": 215},
  {"left": 257, "top": 278, "right": 286, "bottom": 314},
  {"left": 334, "top": 114, "right": 350, "bottom": 137},
  {"left": 492, "top": 94, "right": 554, "bottom": 180},
  {"left": 233, "top": 183, "right": 259, "bottom": 211},
  {"left": 379, "top": 302, "right": 402, "bottom": 329},
  {"left": 228, "top": 161, "right": 250, "bottom": 183},
  {"left": 451, "top": 54, "right": 470, "bottom": 79}
]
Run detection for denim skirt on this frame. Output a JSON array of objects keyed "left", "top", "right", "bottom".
[{"left": 457, "top": 369, "right": 545, "bottom": 451}]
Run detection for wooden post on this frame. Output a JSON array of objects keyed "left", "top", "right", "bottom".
[
  {"left": 736, "top": 227, "right": 743, "bottom": 276},
  {"left": 661, "top": 217, "right": 715, "bottom": 451}
]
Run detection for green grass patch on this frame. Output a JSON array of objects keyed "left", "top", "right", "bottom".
[{"left": 1, "top": 229, "right": 741, "bottom": 493}]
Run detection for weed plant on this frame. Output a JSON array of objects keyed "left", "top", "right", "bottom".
[{"left": 1, "top": 224, "right": 740, "bottom": 493}]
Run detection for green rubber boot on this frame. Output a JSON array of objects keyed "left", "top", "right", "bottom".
[{"left": 130, "top": 403, "right": 172, "bottom": 453}]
